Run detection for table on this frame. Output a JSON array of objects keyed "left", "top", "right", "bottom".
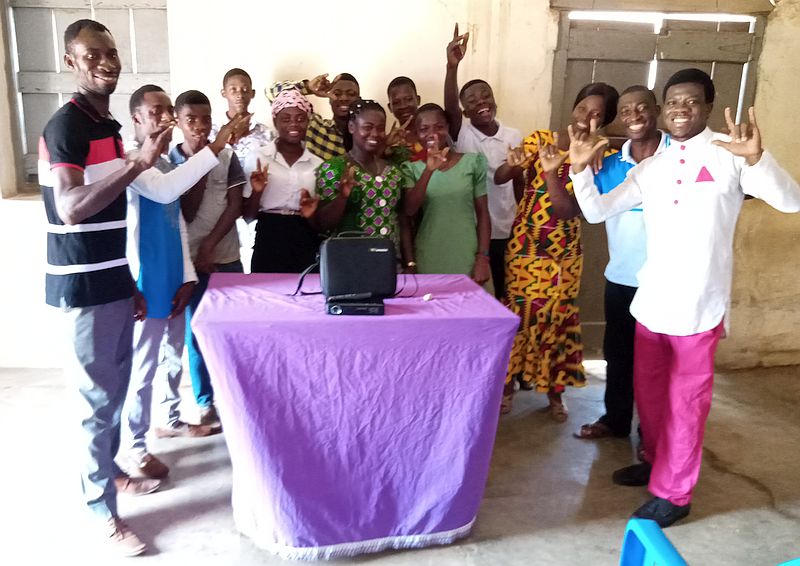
[{"left": 192, "top": 273, "right": 519, "bottom": 560}]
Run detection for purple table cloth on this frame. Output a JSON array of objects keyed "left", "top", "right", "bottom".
[{"left": 192, "top": 273, "right": 519, "bottom": 560}]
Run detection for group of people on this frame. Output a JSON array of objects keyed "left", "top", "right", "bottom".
[{"left": 43, "top": 18, "right": 800, "bottom": 558}]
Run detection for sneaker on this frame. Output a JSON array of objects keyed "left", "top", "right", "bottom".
[
  {"left": 114, "top": 473, "right": 161, "bottom": 496},
  {"left": 106, "top": 517, "right": 146, "bottom": 557},
  {"left": 199, "top": 405, "right": 221, "bottom": 428},
  {"left": 633, "top": 496, "right": 691, "bottom": 528},
  {"left": 154, "top": 420, "right": 220, "bottom": 438},
  {"left": 612, "top": 463, "right": 652, "bottom": 486},
  {"left": 128, "top": 452, "right": 169, "bottom": 479}
]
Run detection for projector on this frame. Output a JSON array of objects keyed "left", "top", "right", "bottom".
[{"left": 319, "top": 235, "right": 397, "bottom": 315}]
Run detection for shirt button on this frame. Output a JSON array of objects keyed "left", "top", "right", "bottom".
[
  {"left": 378, "top": 198, "right": 387, "bottom": 206},
  {"left": 680, "top": 145, "right": 686, "bottom": 150},
  {"left": 677, "top": 180, "right": 682, "bottom": 184},
  {"left": 674, "top": 200, "right": 679, "bottom": 205},
  {"left": 679, "top": 159, "right": 685, "bottom": 164},
  {"left": 380, "top": 227, "right": 389, "bottom": 235},
  {"left": 375, "top": 176, "right": 384, "bottom": 183}
]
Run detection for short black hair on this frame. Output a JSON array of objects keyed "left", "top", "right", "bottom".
[
  {"left": 387, "top": 76, "right": 417, "bottom": 97},
  {"left": 223, "top": 68, "right": 251, "bottom": 87},
  {"left": 64, "top": 19, "right": 110, "bottom": 54},
  {"left": 620, "top": 85, "right": 658, "bottom": 106},
  {"left": 663, "top": 68, "right": 715, "bottom": 104},
  {"left": 459, "top": 79, "right": 492, "bottom": 103},
  {"left": 129, "top": 84, "right": 165, "bottom": 115},
  {"left": 414, "top": 102, "right": 449, "bottom": 126},
  {"left": 174, "top": 90, "right": 211, "bottom": 112},
  {"left": 573, "top": 82, "right": 620, "bottom": 127},
  {"left": 334, "top": 73, "right": 359, "bottom": 88}
]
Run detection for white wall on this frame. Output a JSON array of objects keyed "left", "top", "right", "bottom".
[{"left": 166, "top": 0, "right": 557, "bottom": 134}]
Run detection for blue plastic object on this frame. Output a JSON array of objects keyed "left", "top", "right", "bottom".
[
  {"left": 619, "top": 518, "right": 688, "bottom": 566},
  {"left": 777, "top": 560, "right": 800, "bottom": 565}
]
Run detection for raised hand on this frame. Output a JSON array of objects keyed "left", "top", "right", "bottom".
[
  {"left": 210, "top": 112, "right": 252, "bottom": 154},
  {"left": 425, "top": 136, "right": 451, "bottom": 171},
  {"left": 298, "top": 189, "right": 320, "bottom": 218},
  {"left": 567, "top": 119, "right": 609, "bottom": 173},
  {"left": 712, "top": 107, "right": 763, "bottom": 165},
  {"left": 386, "top": 117, "right": 413, "bottom": 148},
  {"left": 506, "top": 144, "right": 534, "bottom": 169},
  {"left": 339, "top": 165, "right": 356, "bottom": 199},
  {"left": 446, "top": 23, "right": 470, "bottom": 68},
  {"left": 250, "top": 158, "right": 269, "bottom": 194},
  {"left": 308, "top": 73, "right": 334, "bottom": 98},
  {"left": 134, "top": 125, "right": 173, "bottom": 170},
  {"left": 537, "top": 132, "right": 569, "bottom": 173}
]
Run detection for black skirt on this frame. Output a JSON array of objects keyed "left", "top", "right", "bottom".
[{"left": 251, "top": 212, "right": 320, "bottom": 273}]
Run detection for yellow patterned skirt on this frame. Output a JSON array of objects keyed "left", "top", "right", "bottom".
[{"left": 505, "top": 253, "right": 586, "bottom": 392}]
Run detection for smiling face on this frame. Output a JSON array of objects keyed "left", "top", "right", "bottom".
[
  {"left": 221, "top": 74, "right": 253, "bottom": 116},
  {"left": 414, "top": 110, "right": 449, "bottom": 150},
  {"left": 64, "top": 27, "right": 121, "bottom": 97},
  {"left": 132, "top": 90, "right": 174, "bottom": 145},
  {"left": 617, "top": 90, "right": 660, "bottom": 141},
  {"left": 330, "top": 79, "right": 360, "bottom": 119},
  {"left": 274, "top": 106, "right": 310, "bottom": 144},
  {"left": 388, "top": 84, "right": 420, "bottom": 125},
  {"left": 461, "top": 81, "right": 496, "bottom": 127},
  {"left": 663, "top": 82, "right": 713, "bottom": 141},
  {"left": 348, "top": 109, "right": 386, "bottom": 155},
  {"left": 570, "top": 94, "right": 605, "bottom": 135},
  {"left": 176, "top": 103, "right": 212, "bottom": 152}
]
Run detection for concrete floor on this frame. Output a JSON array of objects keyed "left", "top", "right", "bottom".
[{"left": 1, "top": 364, "right": 799, "bottom": 565}]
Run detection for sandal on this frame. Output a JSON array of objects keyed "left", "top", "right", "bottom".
[
  {"left": 547, "top": 392, "right": 568, "bottom": 423},
  {"left": 574, "top": 420, "right": 614, "bottom": 439}
]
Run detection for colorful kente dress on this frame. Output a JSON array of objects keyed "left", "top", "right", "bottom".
[
  {"left": 505, "top": 129, "right": 586, "bottom": 393},
  {"left": 316, "top": 156, "right": 405, "bottom": 250}
]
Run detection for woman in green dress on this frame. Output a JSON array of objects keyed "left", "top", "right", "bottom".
[
  {"left": 314, "top": 100, "right": 414, "bottom": 265},
  {"left": 403, "top": 103, "right": 491, "bottom": 285}
]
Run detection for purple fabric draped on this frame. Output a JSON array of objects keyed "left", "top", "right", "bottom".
[{"left": 192, "top": 273, "right": 518, "bottom": 559}]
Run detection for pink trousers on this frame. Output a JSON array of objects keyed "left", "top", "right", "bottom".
[{"left": 633, "top": 321, "right": 723, "bottom": 506}]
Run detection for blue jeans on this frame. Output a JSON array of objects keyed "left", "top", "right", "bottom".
[{"left": 186, "top": 260, "right": 243, "bottom": 408}]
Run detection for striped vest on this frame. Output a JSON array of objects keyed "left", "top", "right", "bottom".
[{"left": 40, "top": 94, "right": 133, "bottom": 308}]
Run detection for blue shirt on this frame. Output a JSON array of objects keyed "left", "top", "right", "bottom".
[{"left": 594, "top": 132, "right": 670, "bottom": 287}]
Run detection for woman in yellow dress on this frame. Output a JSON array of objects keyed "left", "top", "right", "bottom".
[{"left": 495, "top": 83, "right": 619, "bottom": 419}]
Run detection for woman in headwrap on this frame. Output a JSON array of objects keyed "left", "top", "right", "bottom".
[{"left": 243, "top": 88, "right": 323, "bottom": 273}]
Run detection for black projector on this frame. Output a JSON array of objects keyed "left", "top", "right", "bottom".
[{"left": 319, "top": 235, "right": 397, "bottom": 315}]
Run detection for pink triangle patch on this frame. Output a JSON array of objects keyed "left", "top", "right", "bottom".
[{"left": 695, "top": 166, "right": 715, "bottom": 183}]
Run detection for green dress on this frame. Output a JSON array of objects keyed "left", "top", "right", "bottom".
[
  {"left": 402, "top": 152, "right": 487, "bottom": 274},
  {"left": 316, "top": 156, "right": 406, "bottom": 250}
]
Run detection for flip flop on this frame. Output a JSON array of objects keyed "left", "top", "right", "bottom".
[
  {"left": 549, "top": 400, "right": 568, "bottom": 423},
  {"left": 574, "top": 420, "right": 614, "bottom": 439}
]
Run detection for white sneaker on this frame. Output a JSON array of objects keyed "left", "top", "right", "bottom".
[{"left": 106, "top": 517, "right": 146, "bottom": 557}]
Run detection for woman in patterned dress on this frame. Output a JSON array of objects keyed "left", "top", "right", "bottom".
[
  {"left": 314, "top": 100, "right": 412, "bottom": 264},
  {"left": 495, "top": 83, "right": 619, "bottom": 418}
]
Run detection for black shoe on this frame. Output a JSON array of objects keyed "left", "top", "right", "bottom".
[
  {"left": 612, "top": 463, "right": 652, "bottom": 486},
  {"left": 632, "top": 497, "right": 691, "bottom": 528}
]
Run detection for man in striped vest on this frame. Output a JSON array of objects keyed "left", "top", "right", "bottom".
[{"left": 41, "top": 19, "right": 242, "bottom": 556}]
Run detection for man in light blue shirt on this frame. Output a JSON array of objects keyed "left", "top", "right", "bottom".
[{"left": 575, "top": 86, "right": 669, "bottom": 441}]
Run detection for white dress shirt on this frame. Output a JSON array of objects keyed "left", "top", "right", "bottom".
[
  {"left": 455, "top": 120, "right": 523, "bottom": 239},
  {"left": 570, "top": 127, "right": 800, "bottom": 336},
  {"left": 243, "top": 141, "right": 322, "bottom": 212}
]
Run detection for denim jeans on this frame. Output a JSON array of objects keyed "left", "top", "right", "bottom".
[
  {"left": 63, "top": 297, "right": 133, "bottom": 520},
  {"left": 185, "top": 260, "right": 243, "bottom": 408}
]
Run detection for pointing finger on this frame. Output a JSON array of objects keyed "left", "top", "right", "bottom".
[{"left": 723, "top": 107, "right": 736, "bottom": 134}]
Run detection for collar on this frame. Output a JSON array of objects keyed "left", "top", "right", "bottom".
[
  {"left": 619, "top": 130, "right": 670, "bottom": 164},
  {"left": 69, "top": 92, "right": 118, "bottom": 126},
  {"left": 671, "top": 127, "right": 714, "bottom": 149},
  {"left": 264, "top": 140, "right": 315, "bottom": 164},
  {"left": 466, "top": 119, "right": 505, "bottom": 141}
]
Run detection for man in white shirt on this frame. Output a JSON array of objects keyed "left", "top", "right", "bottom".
[
  {"left": 444, "top": 24, "right": 523, "bottom": 299},
  {"left": 564, "top": 69, "right": 800, "bottom": 527}
]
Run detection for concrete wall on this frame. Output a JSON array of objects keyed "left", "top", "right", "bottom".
[
  {"left": 717, "top": 0, "right": 800, "bottom": 368},
  {"left": 1, "top": 0, "right": 798, "bottom": 368}
]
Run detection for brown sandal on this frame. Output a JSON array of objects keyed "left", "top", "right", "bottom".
[
  {"left": 574, "top": 420, "right": 614, "bottom": 439},
  {"left": 547, "top": 392, "right": 568, "bottom": 423}
]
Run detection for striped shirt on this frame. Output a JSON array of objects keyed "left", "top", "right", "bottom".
[
  {"left": 40, "top": 93, "right": 133, "bottom": 308},
  {"left": 268, "top": 81, "right": 346, "bottom": 161}
]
